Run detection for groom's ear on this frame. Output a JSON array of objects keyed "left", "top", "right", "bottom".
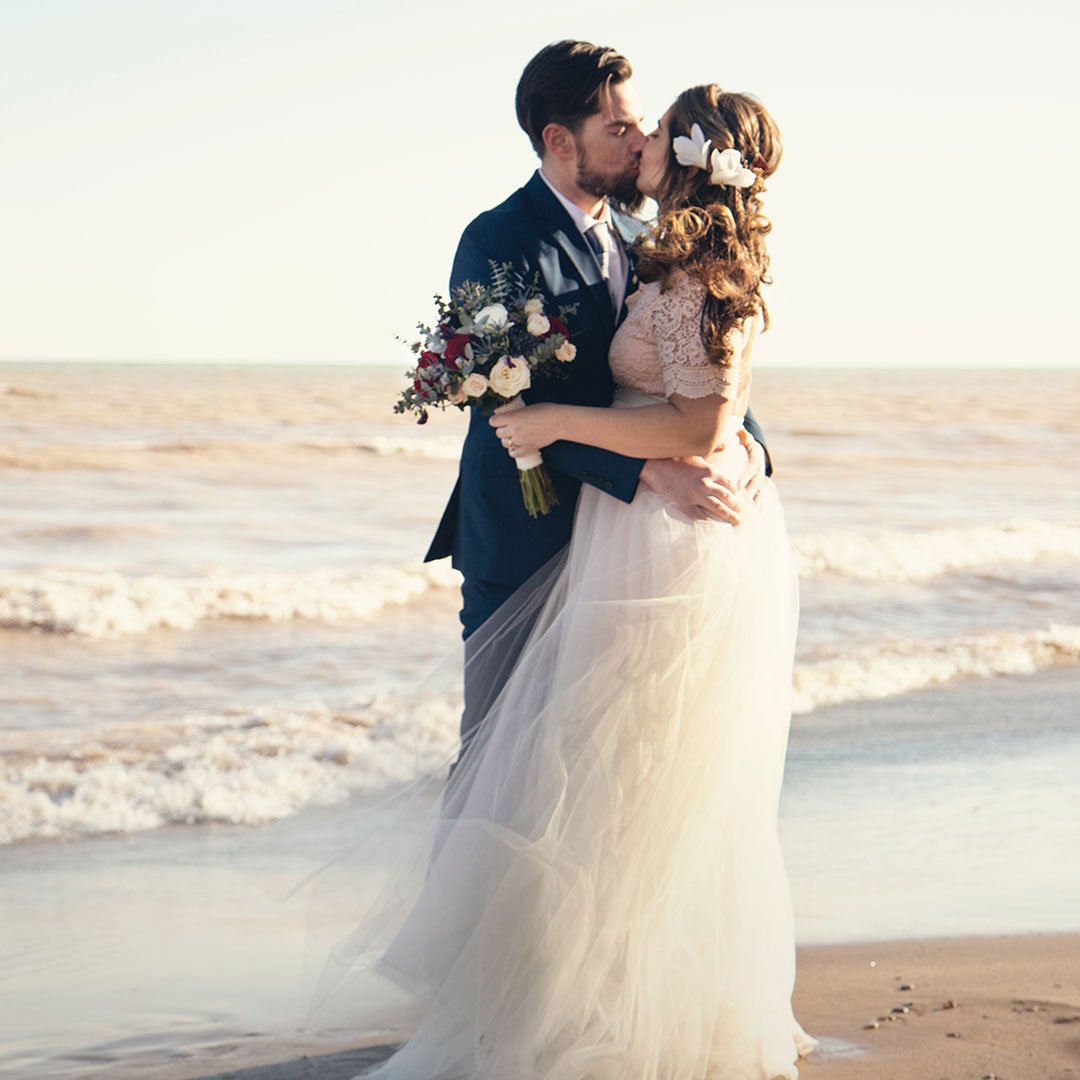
[{"left": 541, "top": 122, "right": 576, "bottom": 163}]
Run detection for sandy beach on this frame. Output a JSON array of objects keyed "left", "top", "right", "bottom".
[
  {"left": 795, "top": 932, "right": 1080, "bottom": 1080},
  {"left": 86, "top": 931, "right": 1078, "bottom": 1079}
]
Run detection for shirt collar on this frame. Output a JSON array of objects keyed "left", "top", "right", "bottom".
[{"left": 537, "top": 167, "right": 613, "bottom": 236}]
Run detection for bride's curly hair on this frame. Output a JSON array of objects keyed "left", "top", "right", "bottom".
[{"left": 634, "top": 85, "right": 782, "bottom": 367}]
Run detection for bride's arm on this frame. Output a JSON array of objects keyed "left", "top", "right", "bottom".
[{"left": 489, "top": 392, "right": 737, "bottom": 461}]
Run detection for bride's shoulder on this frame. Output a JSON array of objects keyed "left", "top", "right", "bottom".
[
  {"left": 649, "top": 271, "right": 708, "bottom": 332},
  {"left": 647, "top": 269, "right": 757, "bottom": 382},
  {"left": 654, "top": 272, "right": 760, "bottom": 339}
]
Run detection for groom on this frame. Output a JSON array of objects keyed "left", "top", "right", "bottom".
[{"left": 425, "top": 40, "right": 771, "bottom": 768}]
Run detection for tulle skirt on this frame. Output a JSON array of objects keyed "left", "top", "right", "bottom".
[{"left": 282, "top": 394, "right": 819, "bottom": 1079}]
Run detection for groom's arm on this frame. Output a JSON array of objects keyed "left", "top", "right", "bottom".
[
  {"left": 535, "top": 436, "right": 645, "bottom": 503},
  {"left": 451, "top": 221, "right": 646, "bottom": 504}
]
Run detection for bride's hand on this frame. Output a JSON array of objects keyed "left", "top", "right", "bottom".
[{"left": 489, "top": 402, "right": 563, "bottom": 458}]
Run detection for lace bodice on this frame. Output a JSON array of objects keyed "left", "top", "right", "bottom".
[{"left": 609, "top": 273, "right": 755, "bottom": 406}]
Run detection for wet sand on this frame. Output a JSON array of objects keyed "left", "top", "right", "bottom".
[
  {"left": 792, "top": 931, "right": 1080, "bottom": 1079},
  {"left": 97, "top": 931, "right": 1079, "bottom": 1079}
]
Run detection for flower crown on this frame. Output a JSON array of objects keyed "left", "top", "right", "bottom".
[{"left": 672, "top": 123, "right": 765, "bottom": 188}]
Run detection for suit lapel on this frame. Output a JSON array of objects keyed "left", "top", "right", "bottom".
[
  {"left": 552, "top": 227, "right": 616, "bottom": 326},
  {"left": 524, "top": 172, "right": 615, "bottom": 328}
]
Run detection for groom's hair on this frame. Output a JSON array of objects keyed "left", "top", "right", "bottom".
[{"left": 516, "top": 40, "right": 632, "bottom": 158}]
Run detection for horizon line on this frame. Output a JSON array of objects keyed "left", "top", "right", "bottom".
[{"left": 3, "top": 357, "right": 1079, "bottom": 371}]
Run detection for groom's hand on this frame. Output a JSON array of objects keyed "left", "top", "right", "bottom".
[
  {"left": 737, "top": 428, "right": 767, "bottom": 505},
  {"left": 638, "top": 456, "right": 744, "bottom": 525}
]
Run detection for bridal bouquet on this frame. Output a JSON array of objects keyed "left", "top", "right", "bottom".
[{"left": 395, "top": 262, "right": 577, "bottom": 518}]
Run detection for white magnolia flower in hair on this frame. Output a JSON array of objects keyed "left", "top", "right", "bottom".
[
  {"left": 672, "top": 123, "right": 712, "bottom": 171},
  {"left": 708, "top": 147, "right": 756, "bottom": 188}
]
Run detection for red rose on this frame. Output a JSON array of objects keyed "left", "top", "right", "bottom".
[
  {"left": 413, "top": 378, "right": 430, "bottom": 399},
  {"left": 546, "top": 316, "right": 569, "bottom": 339},
  {"left": 417, "top": 351, "right": 438, "bottom": 369},
  {"left": 442, "top": 334, "right": 471, "bottom": 371}
]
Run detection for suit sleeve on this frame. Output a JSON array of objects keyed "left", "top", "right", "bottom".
[
  {"left": 451, "top": 220, "right": 647, "bottom": 504},
  {"left": 537, "top": 438, "right": 645, "bottom": 503}
]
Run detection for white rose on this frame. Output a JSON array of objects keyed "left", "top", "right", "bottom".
[
  {"left": 474, "top": 303, "right": 509, "bottom": 335},
  {"left": 461, "top": 372, "right": 489, "bottom": 397},
  {"left": 526, "top": 312, "right": 551, "bottom": 336},
  {"left": 555, "top": 341, "right": 577, "bottom": 363},
  {"left": 523, "top": 297, "right": 544, "bottom": 316},
  {"left": 488, "top": 356, "right": 532, "bottom": 398}
]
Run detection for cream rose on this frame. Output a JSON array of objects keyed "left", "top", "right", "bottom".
[
  {"left": 523, "top": 297, "right": 544, "bottom": 316},
  {"left": 526, "top": 312, "right": 551, "bottom": 336},
  {"left": 555, "top": 341, "right": 577, "bottom": 362},
  {"left": 473, "top": 303, "right": 509, "bottom": 335},
  {"left": 488, "top": 356, "right": 532, "bottom": 398},
  {"left": 447, "top": 381, "right": 469, "bottom": 405},
  {"left": 461, "top": 372, "right": 489, "bottom": 397}
]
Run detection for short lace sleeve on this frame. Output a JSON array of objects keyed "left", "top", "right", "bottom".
[{"left": 650, "top": 273, "right": 741, "bottom": 400}]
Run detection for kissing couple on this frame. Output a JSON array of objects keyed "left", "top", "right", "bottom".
[{"left": 353, "top": 38, "right": 820, "bottom": 1080}]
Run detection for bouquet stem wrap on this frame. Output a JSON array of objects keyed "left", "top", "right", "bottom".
[{"left": 501, "top": 395, "right": 558, "bottom": 518}]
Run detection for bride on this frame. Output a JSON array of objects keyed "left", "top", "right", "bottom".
[{"left": 319, "top": 84, "right": 819, "bottom": 1079}]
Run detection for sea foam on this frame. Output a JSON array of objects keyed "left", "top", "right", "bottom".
[
  {"left": 5, "top": 519, "right": 1078, "bottom": 638},
  {"left": 792, "top": 519, "right": 1080, "bottom": 582},
  {"left": 793, "top": 623, "right": 1080, "bottom": 713},
  {"left": 0, "top": 695, "right": 460, "bottom": 846},
  {"left": 0, "top": 562, "right": 461, "bottom": 638}
]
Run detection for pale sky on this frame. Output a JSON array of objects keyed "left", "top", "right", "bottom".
[{"left": 1, "top": 0, "right": 1076, "bottom": 367}]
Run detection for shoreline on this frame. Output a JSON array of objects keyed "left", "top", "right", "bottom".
[{"left": 88, "top": 930, "right": 1080, "bottom": 1080}]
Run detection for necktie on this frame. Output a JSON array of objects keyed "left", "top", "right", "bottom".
[
  {"left": 586, "top": 220, "right": 622, "bottom": 311},
  {"left": 585, "top": 220, "right": 612, "bottom": 281}
]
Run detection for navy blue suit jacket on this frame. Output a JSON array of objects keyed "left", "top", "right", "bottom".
[{"left": 424, "top": 170, "right": 771, "bottom": 590}]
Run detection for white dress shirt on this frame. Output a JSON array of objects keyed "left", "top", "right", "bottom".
[{"left": 537, "top": 168, "right": 628, "bottom": 314}]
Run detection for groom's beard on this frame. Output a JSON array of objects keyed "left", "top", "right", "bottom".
[{"left": 575, "top": 150, "right": 647, "bottom": 216}]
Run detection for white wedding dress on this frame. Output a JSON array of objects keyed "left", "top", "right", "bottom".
[{"left": 331, "top": 273, "right": 820, "bottom": 1078}]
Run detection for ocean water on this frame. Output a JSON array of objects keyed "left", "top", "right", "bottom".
[{"left": 2, "top": 362, "right": 1079, "bottom": 1077}]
